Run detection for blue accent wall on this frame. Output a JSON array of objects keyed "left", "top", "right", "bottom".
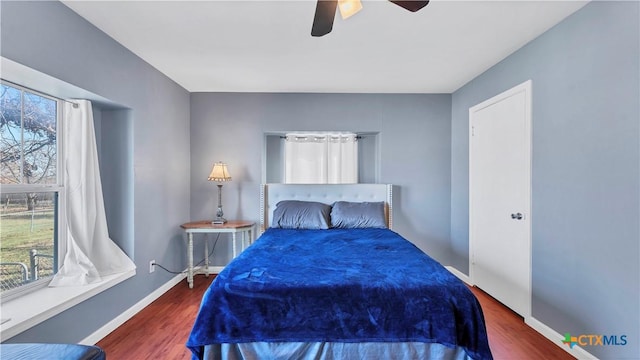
[
  {"left": 450, "top": 2, "right": 639, "bottom": 358},
  {"left": 1, "top": 1, "right": 191, "bottom": 343},
  {"left": 190, "top": 93, "right": 453, "bottom": 266}
]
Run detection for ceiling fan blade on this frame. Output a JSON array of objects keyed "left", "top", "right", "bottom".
[
  {"left": 389, "top": 0, "right": 430, "bottom": 12},
  {"left": 311, "top": 0, "right": 338, "bottom": 37}
]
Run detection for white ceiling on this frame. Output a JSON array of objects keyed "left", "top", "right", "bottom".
[{"left": 61, "top": 0, "right": 588, "bottom": 93}]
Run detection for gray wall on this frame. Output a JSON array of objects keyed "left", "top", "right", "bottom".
[
  {"left": 450, "top": 1, "right": 639, "bottom": 358},
  {"left": 1, "top": 1, "right": 191, "bottom": 343},
  {"left": 98, "top": 109, "right": 135, "bottom": 257},
  {"left": 3, "top": 1, "right": 637, "bottom": 357},
  {"left": 190, "top": 93, "right": 453, "bottom": 265}
]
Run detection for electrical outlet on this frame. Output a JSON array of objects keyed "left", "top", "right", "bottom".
[{"left": 149, "top": 260, "right": 155, "bottom": 273}]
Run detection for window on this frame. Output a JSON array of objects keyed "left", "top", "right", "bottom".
[
  {"left": 264, "top": 132, "right": 379, "bottom": 184},
  {"left": 283, "top": 132, "right": 359, "bottom": 184},
  {"left": 0, "top": 81, "right": 63, "bottom": 300}
]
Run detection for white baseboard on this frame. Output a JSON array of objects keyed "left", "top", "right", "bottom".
[
  {"left": 445, "top": 266, "right": 473, "bottom": 286},
  {"left": 80, "top": 272, "right": 187, "bottom": 345},
  {"left": 525, "top": 317, "right": 598, "bottom": 360},
  {"left": 80, "top": 265, "right": 225, "bottom": 345},
  {"left": 195, "top": 265, "right": 225, "bottom": 274},
  {"left": 446, "top": 266, "right": 597, "bottom": 359}
]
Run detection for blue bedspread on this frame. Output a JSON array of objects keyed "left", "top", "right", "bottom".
[{"left": 187, "top": 228, "right": 492, "bottom": 360}]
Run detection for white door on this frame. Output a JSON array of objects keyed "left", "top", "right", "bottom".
[{"left": 469, "top": 80, "right": 532, "bottom": 318}]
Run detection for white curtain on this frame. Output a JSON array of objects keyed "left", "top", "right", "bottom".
[
  {"left": 284, "top": 132, "right": 358, "bottom": 184},
  {"left": 49, "top": 100, "right": 136, "bottom": 287},
  {"left": 327, "top": 133, "right": 358, "bottom": 184}
]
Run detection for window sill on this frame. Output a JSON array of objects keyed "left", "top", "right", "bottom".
[{"left": 0, "top": 269, "right": 135, "bottom": 340}]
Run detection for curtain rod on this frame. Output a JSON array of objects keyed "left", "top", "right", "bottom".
[
  {"left": 279, "top": 135, "right": 362, "bottom": 139},
  {"left": 1, "top": 79, "right": 79, "bottom": 108}
]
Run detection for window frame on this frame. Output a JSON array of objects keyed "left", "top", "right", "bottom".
[
  {"left": 0, "top": 80, "right": 67, "bottom": 302},
  {"left": 0, "top": 75, "right": 135, "bottom": 341}
]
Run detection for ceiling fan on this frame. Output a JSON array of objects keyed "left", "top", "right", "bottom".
[{"left": 311, "top": 0, "right": 430, "bottom": 37}]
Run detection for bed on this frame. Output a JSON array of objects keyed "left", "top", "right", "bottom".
[{"left": 187, "top": 184, "right": 492, "bottom": 360}]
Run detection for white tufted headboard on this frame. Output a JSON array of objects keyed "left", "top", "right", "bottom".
[{"left": 260, "top": 184, "right": 393, "bottom": 233}]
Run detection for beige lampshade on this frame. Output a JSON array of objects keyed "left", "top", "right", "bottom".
[
  {"left": 338, "top": 0, "right": 362, "bottom": 19},
  {"left": 208, "top": 162, "right": 232, "bottom": 182}
]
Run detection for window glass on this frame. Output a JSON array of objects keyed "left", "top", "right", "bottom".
[
  {"left": 1, "top": 84, "right": 57, "bottom": 185},
  {"left": 1, "top": 85, "right": 23, "bottom": 184},
  {"left": 0, "top": 82, "right": 60, "bottom": 297},
  {"left": 0, "top": 192, "right": 57, "bottom": 291},
  {"left": 22, "top": 92, "right": 57, "bottom": 185}
]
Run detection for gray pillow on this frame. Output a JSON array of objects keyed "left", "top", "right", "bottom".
[
  {"left": 331, "top": 201, "right": 387, "bottom": 229},
  {"left": 271, "top": 200, "right": 331, "bottom": 229}
]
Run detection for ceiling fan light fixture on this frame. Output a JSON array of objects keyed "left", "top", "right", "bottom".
[{"left": 338, "top": 0, "right": 363, "bottom": 20}]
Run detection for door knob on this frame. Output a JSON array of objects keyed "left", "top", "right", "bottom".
[{"left": 511, "top": 213, "right": 523, "bottom": 220}]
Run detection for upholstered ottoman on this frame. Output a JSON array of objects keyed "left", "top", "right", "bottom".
[{"left": 0, "top": 343, "right": 105, "bottom": 360}]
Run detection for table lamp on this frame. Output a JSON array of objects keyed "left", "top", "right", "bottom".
[{"left": 208, "top": 162, "right": 231, "bottom": 224}]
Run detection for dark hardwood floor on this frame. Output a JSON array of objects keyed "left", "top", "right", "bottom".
[
  {"left": 97, "top": 275, "right": 574, "bottom": 359},
  {"left": 469, "top": 286, "right": 574, "bottom": 360},
  {"left": 97, "top": 275, "right": 214, "bottom": 359}
]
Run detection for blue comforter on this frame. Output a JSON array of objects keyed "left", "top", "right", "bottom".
[{"left": 187, "top": 228, "right": 492, "bottom": 360}]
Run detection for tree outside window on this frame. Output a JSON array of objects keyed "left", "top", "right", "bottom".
[{"left": 0, "top": 82, "right": 59, "bottom": 295}]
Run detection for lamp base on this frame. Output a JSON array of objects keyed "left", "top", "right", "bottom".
[{"left": 212, "top": 217, "right": 227, "bottom": 225}]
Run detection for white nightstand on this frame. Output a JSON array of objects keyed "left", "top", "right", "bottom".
[{"left": 180, "top": 220, "right": 255, "bottom": 288}]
